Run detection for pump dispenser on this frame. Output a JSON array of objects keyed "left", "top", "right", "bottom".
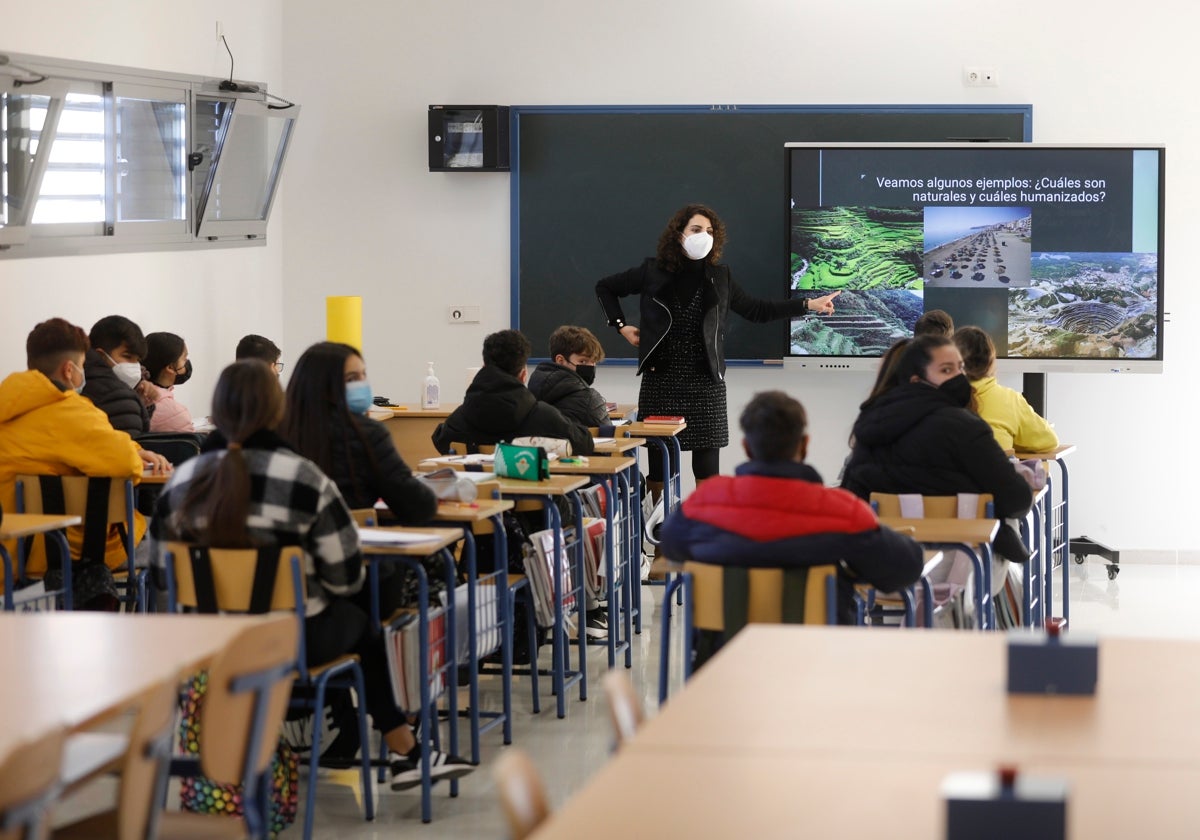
[{"left": 422, "top": 362, "right": 441, "bottom": 409}]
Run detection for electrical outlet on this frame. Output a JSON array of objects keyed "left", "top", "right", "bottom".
[
  {"left": 448, "top": 306, "right": 481, "bottom": 323},
  {"left": 963, "top": 66, "right": 998, "bottom": 87}
]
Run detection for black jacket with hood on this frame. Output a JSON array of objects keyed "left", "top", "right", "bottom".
[{"left": 525, "top": 362, "right": 609, "bottom": 428}]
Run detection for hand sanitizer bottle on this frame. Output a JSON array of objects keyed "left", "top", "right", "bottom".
[{"left": 422, "top": 362, "right": 440, "bottom": 409}]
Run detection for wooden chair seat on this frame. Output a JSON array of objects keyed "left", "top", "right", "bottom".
[{"left": 307, "top": 653, "right": 361, "bottom": 680}]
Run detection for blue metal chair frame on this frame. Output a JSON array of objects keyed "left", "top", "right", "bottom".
[
  {"left": 633, "top": 432, "right": 685, "bottom": 626},
  {"left": 1019, "top": 487, "right": 1047, "bottom": 628},
  {"left": 549, "top": 491, "right": 589, "bottom": 718},
  {"left": 0, "top": 530, "right": 72, "bottom": 611},
  {"left": 572, "top": 470, "right": 634, "bottom": 670},
  {"left": 1041, "top": 457, "right": 1071, "bottom": 626},
  {"left": 381, "top": 553, "right": 461, "bottom": 823},
  {"left": 165, "top": 548, "right": 376, "bottom": 840}
]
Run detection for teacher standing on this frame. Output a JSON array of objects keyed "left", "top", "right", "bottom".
[{"left": 595, "top": 203, "right": 839, "bottom": 490}]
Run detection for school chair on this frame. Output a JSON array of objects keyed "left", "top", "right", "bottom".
[
  {"left": 54, "top": 665, "right": 284, "bottom": 840},
  {"left": 163, "top": 544, "right": 375, "bottom": 840},
  {"left": 869, "top": 493, "right": 997, "bottom": 630},
  {"left": 0, "top": 727, "right": 65, "bottom": 840},
  {"left": 493, "top": 749, "right": 550, "bottom": 840},
  {"left": 658, "top": 561, "right": 837, "bottom": 706},
  {"left": 601, "top": 669, "right": 643, "bottom": 747},
  {"left": 14, "top": 475, "right": 139, "bottom": 611}
]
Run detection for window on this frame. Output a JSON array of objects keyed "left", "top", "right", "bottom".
[{"left": 0, "top": 51, "right": 298, "bottom": 257}]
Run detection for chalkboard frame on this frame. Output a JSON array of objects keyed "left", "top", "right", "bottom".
[{"left": 509, "top": 104, "right": 1033, "bottom": 364}]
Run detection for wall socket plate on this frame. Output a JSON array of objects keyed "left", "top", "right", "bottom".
[
  {"left": 963, "top": 66, "right": 998, "bottom": 87},
  {"left": 448, "top": 305, "right": 480, "bottom": 323}
]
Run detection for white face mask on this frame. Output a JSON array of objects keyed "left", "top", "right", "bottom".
[
  {"left": 112, "top": 361, "right": 143, "bottom": 389},
  {"left": 681, "top": 231, "right": 713, "bottom": 261}
]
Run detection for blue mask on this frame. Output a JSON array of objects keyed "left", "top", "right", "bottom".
[{"left": 346, "top": 380, "right": 373, "bottom": 415}]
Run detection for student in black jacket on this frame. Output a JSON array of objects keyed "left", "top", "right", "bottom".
[
  {"left": 82, "top": 314, "right": 151, "bottom": 436},
  {"left": 841, "top": 334, "right": 1032, "bottom": 563},
  {"left": 281, "top": 342, "right": 436, "bottom": 524},
  {"left": 526, "top": 325, "right": 610, "bottom": 428},
  {"left": 432, "top": 330, "right": 594, "bottom": 456}
]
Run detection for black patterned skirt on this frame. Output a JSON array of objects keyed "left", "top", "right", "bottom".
[{"left": 637, "top": 290, "right": 728, "bottom": 451}]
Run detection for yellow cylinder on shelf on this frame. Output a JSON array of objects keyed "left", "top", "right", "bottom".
[{"left": 326, "top": 296, "right": 362, "bottom": 351}]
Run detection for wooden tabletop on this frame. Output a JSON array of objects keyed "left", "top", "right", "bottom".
[
  {"left": 1013, "top": 443, "right": 1077, "bottom": 461},
  {"left": 621, "top": 421, "right": 686, "bottom": 438},
  {"left": 592, "top": 436, "right": 646, "bottom": 455},
  {"left": 877, "top": 516, "right": 999, "bottom": 545},
  {"left": 139, "top": 470, "right": 171, "bottom": 485},
  {"left": 490, "top": 475, "right": 589, "bottom": 497},
  {"left": 0, "top": 513, "right": 82, "bottom": 540},
  {"left": 0, "top": 612, "right": 289, "bottom": 762},
  {"left": 532, "top": 748, "right": 1200, "bottom": 839},
  {"left": 548, "top": 455, "right": 637, "bottom": 476},
  {"left": 632, "top": 625, "right": 1200, "bottom": 767},
  {"left": 431, "top": 498, "right": 514, "bottom": 523},
  {"left": 357, "top": 526, "right": 463, "bottom": 555}
]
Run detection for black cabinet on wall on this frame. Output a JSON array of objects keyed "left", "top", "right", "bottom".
[{"left": 428, "top": 105, "right": 509, "bottom": 171}]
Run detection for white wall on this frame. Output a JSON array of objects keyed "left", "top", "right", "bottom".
[
  {"left": 280, "top": 0, "right": 1197, "bottom": 552},
  {"left": 1, "top": 1, "right": 286, "bottom": 417}
]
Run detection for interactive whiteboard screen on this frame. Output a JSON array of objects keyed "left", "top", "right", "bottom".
[{"left": 785, "top": 143, "right": 1164, "bottom": 372}]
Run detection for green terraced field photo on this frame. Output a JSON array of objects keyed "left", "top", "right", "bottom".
[{"left": 790, "top": 206, "right": 924, "bottom": 292}]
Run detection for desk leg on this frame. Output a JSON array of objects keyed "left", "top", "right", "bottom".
[
  {"left": 1058, "top": 457, "right": 1071, "bottom": 626},
  {"left": 0, "top": 545, "right": 12, "bottom": 611},
  {"left": 617, "top": 470, "right": 634, "bottom": 669}
]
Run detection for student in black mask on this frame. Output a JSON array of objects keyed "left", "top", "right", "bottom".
[
  {"left": 526, "top": 325, "right": 612, "bottom": 428},
  {"left": 143, "top": 331, "right": 196, "bottom": 433},
  {"left": 841, "top": 334, "right": 1032, "bottom": 567}
]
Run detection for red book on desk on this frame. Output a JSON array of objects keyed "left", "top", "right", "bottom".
[{"left": 642, "top": 415, "right": 685, "bottom": 424}]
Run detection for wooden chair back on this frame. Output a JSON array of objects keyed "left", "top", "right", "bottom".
[
  {"left": 684, "top": 561, "right": 838, "bottom": 633},
  {"left": 15, "top": 475, "right": 131, "bottom": 525},
  {"left": 601, "top": 670, "right": 643, "bottom": 746},
  {"left": 350, "top": 508, "right": 377, "bottom": 528},
  {"left": 199, "top": 619, "right": 299, "bottom": 784},
  {"left": 869, "top": 492, "right": 993, "bottom": 519},
  {"left": 0, "top": 727, "right": 65, "bottom": 840},
  {"left": 447, "top": 441, "right": 496, "bottom": 455},
  {"left": 493, "top": 749, "right": 550, "bottom": 840},
  {"left": 115, "top": 679, "right": 180, "bottom": 840},
  {"left": 165, "top": 543, "right": 306, "bottom": 614}
]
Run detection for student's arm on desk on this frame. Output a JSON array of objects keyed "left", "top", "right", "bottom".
[{"left": 66, "top": 397, "right": 146, "bottom": 480}]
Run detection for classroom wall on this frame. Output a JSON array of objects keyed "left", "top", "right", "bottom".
[
  {"left": 280, "top": 0, "right": 1195, "bottom": 554},
  {"left": 1, "top": 1, "right": 286, "bottom": 419}
]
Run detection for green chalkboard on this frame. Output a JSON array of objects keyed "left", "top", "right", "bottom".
[{"left": 511, "top": 105, "right": 1031, "bottom": 363}]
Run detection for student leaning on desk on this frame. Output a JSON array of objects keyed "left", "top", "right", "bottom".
[{"left": 0, "top": 318, "right": 168, "bottom": 607}]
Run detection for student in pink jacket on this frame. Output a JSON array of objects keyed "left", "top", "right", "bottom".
[{"left": 143, "top": 332, "right": 195, "bottom": 433}]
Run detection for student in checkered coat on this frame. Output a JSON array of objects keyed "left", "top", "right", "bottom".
[{"left": 148, "top": 359, "right": 474, "bottom": 790}]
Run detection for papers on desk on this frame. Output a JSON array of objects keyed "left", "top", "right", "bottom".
[
  {"left": 427, "top": 454, "right": 494, "bottom": 467},
  {"left": 356, "top": 527, "right": 444, "bottom": 546}
]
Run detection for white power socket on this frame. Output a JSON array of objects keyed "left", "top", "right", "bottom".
[
  {"left": 963, "top": 66, "right": 998, "bottom": 87},
  {"left": 448, "top": 306, "right": 481, "bottom": 323}
]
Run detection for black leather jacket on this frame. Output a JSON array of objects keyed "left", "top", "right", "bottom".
[{"left": 595, "top": 258, "right": 809, "bottom": 381}]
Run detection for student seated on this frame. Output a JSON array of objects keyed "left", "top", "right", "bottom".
[
  {"left": 914, "top": 308, "right": 955, "bottom": 338},
  {"left": 953, "top": 326, "right": 1059, "bottom": 453},
  {"left": 282, "top": 341, "right": 436, "bottom": 524},
  {"left": 143, "top": 331, "right": 196, "bottom": 433},
  {"left": 148, "top": 360, "right": 473, "bottom": 789},
  {"left": 236, "top": 333, "right": 284, "bottom": 375},
  {"left": 526, "top": 325, "right": 610, "bottom": 428},
  {"left": 840, "top": 334, "right": 1033, "bottom": 567},
  {"left": 661, "top": 391, "right": 923, "bottom": 659},
  {"left": 82, "top": 314, "right": 155, "bottom": 436},
  {"left": 0, "top": 318, "right": 168, "bottom": 604},
  {"left": 432, "top": 329, "right": 594, "bottom": 456}
]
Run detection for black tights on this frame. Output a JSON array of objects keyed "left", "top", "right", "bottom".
[{"left": 648, "top": 447, "right": 720, "bottom": 484}]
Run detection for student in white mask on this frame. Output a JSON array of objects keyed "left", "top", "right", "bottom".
[
  {"left": 596, "top": 203, "right": 840, "bottom": 494},
  {"left": 83, "top": 314, "right": 154, "bottom": 436}
]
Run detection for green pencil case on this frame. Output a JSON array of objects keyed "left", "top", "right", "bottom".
[{"left": 493, "top": 442, "right": 550, "bottom": 481}]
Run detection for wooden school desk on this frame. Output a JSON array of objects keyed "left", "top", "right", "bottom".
[
  {"left": 381, "top": 405, "right": 457, "bottom": 468},
  {"left": 535, "top": 625, "right": 1200, "bottom": 839},
  {"left": 0, "top": 612, "right": 289, "bottom": 765},
  {"left": 878, "top": 516, "right": 999, "bottom": 630}
]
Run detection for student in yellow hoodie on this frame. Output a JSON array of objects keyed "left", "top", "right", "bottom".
[
  {"left": 953, "top": 325, "right": 1059, "bottom": 453},
  {"left": 0, "top": 318, "right": 170, "bottom": 589}
]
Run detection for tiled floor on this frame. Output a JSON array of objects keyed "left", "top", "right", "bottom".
[{"left": 56, "top": 556, "right": 1200, "bottom": 838}]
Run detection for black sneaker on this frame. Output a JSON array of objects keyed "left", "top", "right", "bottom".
[
  {"left": 584, "top": 609, "right": 609, "bottom": 641},
  {"left": 389, "top": 748, "right": 476, "bottom": 791}
]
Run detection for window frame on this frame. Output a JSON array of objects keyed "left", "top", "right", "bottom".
[{"left": 0, "top": 51, "right": 296, "bottom": 258}]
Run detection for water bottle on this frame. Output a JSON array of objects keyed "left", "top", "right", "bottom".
[{"left": 422, "top": 362, "right": 441, "bottom": 409}]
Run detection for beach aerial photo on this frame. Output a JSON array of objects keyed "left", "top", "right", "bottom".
[{"left": 922, "top": 206, "right": 1031, "bottom": 289}]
